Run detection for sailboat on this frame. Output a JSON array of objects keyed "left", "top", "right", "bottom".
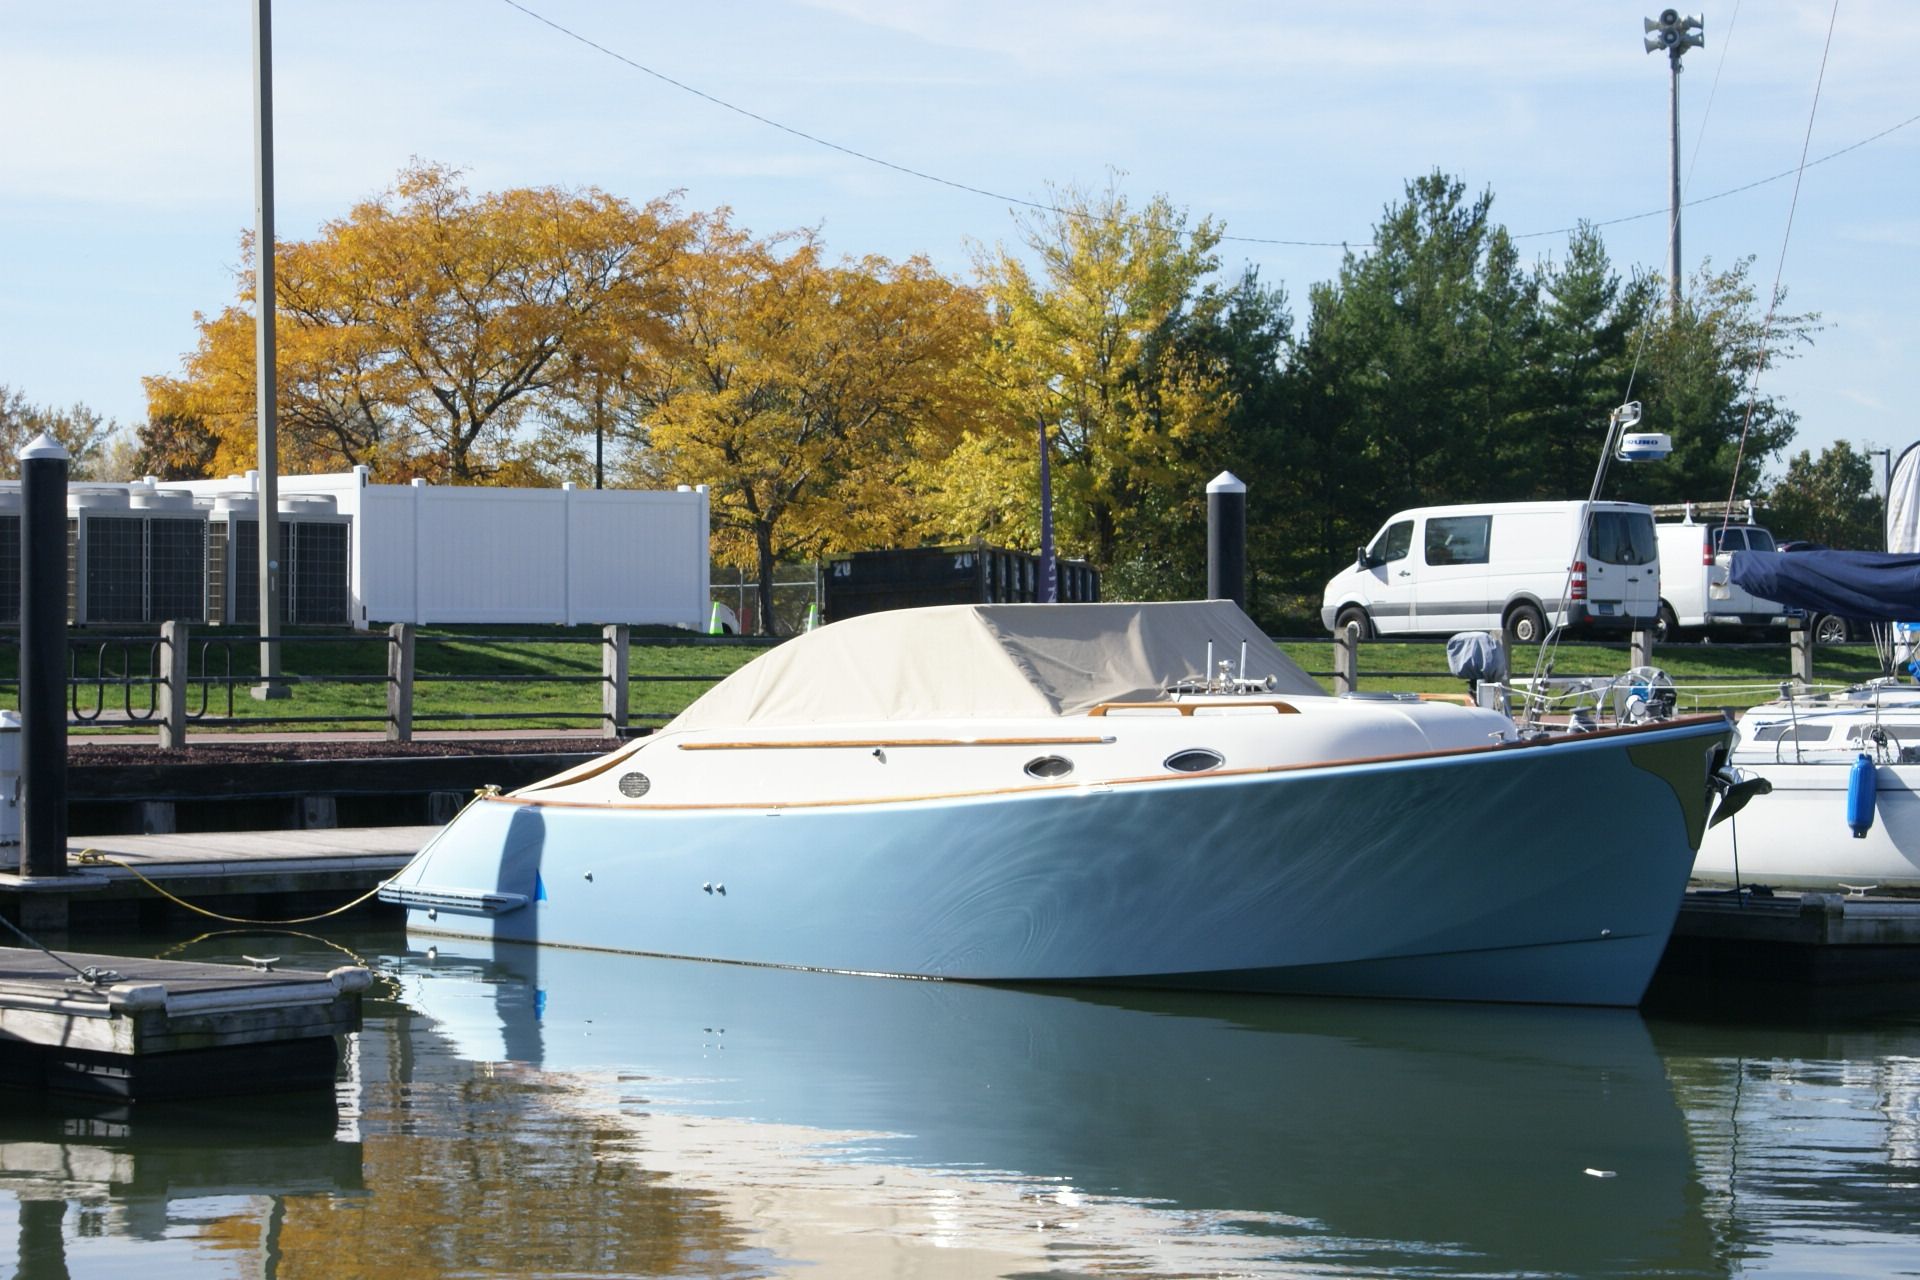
[{"left": 1693, "top": 441, "right": 1920, "bottom": 890}]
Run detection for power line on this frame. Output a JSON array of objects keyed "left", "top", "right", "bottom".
[
  {"left": 1515, "top": 109, "right": 1920, "bottom": 241},
  {"left": 501, "top": 0, "right": 1915, "bottom": 253}
]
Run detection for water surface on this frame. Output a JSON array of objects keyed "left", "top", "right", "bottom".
[{"left": 4, "top": 930, "right": 1918, "bottom": 1277}]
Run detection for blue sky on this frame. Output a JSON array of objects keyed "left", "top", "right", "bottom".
[{"left": 3, "top": 1, "right": 1913, "bottom": 483}]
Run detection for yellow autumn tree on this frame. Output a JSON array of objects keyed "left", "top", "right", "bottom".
[
  {"left": 919, "top": 180, "right": 1234, "bottom": 589},
  {"left": 144, "top": 161, "right": 691, "bottom": 483},
  {"left": 630, "top": 212, "right": 988, "bottom": 633}
]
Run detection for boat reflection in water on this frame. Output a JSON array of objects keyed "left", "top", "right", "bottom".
[{"left": 399, "top": 934, "right": 1717, "bottom": 1278}]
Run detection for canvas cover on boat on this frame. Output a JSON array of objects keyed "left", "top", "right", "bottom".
[
  {"left": 1727, "top": 550, "right": 1920, "bottom": 619},
  {"left": 667, "top": 600, "right": 1325, "bottom": 731}
]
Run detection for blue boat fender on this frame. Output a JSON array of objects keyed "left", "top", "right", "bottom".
[{"left": 1847, "top": 753, "right": 1877, "bottom": 840}]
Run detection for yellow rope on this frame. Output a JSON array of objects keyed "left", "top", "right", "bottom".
[
  {"left": 75, "top": 848, "right": 393, "bottom": 926},
  {"left": 69, "top": 785, "right": 498, "bottom": 928}
]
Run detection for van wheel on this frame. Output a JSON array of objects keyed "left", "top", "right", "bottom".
[
  {"left": 1335, "top": 606, "right": 1372, "bottom": 640},
  {"left": 1656, "top": 604, "right": 1680, "bottom": 643},
  {"left": 1504, "top": 603, "right": 1546, "bottom": 647}
]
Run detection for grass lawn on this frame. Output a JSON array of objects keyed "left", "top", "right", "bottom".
[
  {"left": 5, "top": 624, "right": 1900, "bottom": 737},
  {"left": 30, "top": 626, "right": 772, "bottom": 735}
]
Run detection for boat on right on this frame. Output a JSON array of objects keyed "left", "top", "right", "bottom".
[
  {"left": 1695, "top": 477, "right": 1920, "bottom": 890},
  {"left": 1692, "top": 675, "right": 1920, "bottom": 891}
]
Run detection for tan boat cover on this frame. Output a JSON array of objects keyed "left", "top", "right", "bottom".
[{"left": 667, "top": 600, "right": 1325, "bottom": 731}]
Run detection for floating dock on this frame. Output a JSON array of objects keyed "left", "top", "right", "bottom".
[
  {"left": 0, "top": 826, "right": 437, "bottom": 933},
  {"left": 1668, "top": 887, "right": 1920, "bottom": 983},
  {"left": 0, "top": 946, "right": 370, "bottom": 1099}
]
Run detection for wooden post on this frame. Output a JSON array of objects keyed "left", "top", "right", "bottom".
[
  {"left": 158, "top": 620, "right": 189, "bottom": 749},
  {"left": 387, "top": 622, "right": 414, "bottom": 742},
  {"left": 1629, "top": 626, "right": 1654, "bottom": 671},
  {"left": 602, "top": 624, "right": 629, "bottom": 738},
  {"left": 1790, "top": 625, "right": 1814, "bottom": 690},
  {"left": 1334, "top": 626, "right": 1359, "bottom": 696}
]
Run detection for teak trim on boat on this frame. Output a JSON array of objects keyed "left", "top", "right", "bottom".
[
  {"left": 1087, "top": 700, "right": 1301, "bottom": 717},
  {"left": 680, "top": 736, "right": 1114, "bottom": 751},
  {"left": 489, "top": 712, "right": 1732, "bottom": 813}
]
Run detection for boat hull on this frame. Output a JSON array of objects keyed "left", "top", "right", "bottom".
[
  {"left": 385, "top": 718, "right": 1728, "bottom": 1006},
  {"left": 1694, "top": 760, "right": 1920, "bottom": 891}
]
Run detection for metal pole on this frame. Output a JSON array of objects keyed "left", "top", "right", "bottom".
[
  {"left": 1037, "top": 418, "right": 1057, "bottom": 603},
  {"left": 252, "top": 0, "right": 288, "bottom": 699},
  {"left": 1206, "top": 471, "right": 1248, "bottom": 609},
  {"left": 594, "top": 376, "right": 605, "bottom": 491},
  {"left": 18, "top": 433, "right": 69, "bottom": 878},
  {"left": 1667, "top": 52, "right": 1682, "bottom": 318}
]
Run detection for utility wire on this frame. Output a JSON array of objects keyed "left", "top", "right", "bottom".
[
  {"left": 1722, "top": 0, "right": 1843, "bottom": 519},
  {"left": 502, "top": 0, "right": 1913, "bottom": 252}
]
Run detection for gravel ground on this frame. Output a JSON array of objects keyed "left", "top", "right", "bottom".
[{"left": 69, "top": 737, "right": 611, "bottom": 766}]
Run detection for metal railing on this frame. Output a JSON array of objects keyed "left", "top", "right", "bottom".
[
  {"left": 0, "top": 621, "right": 1866, "bottom": 750},
  {"left": 1306, "top": 625, "right": 1827, "bottom": 704},
  {"left": 0, "top": 624, "right": 771, "bottom": 748}
]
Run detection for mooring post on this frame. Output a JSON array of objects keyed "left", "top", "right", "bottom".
[
  {"left": 602, "top": 624, "right": 629, "bottom": 738},
  {"left": 1790, "top": 624, "right": 1814, "bottom": 690},
  {"left": 1334, "top": 625, "right": 1359, "bottom": 696},
  {"left": 1629, "top": 626, "right": 1654, "bottom": 671},
  {"left": 158, "top": 619, "right": 190, "bottom": 749},
  {"left": 387, "top": 622, "right": 415, "bottom": 742},
  {"left": 19, "top": 433, "right": 69, "bottom": 878},
  {"left": 1206, "top": 471, "right": 1247, "bottom": 609}
]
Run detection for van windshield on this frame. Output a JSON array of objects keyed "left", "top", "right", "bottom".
[{"left": 1590, "top": 511, "right": 1657, "bottom": 566}]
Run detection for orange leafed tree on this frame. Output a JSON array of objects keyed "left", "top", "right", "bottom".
[
  {"left": 145, "top": 161, "right": 691, "bottom": 483},
  {"left": 629, "top": 212, "right": 989, "bottom": 633}
]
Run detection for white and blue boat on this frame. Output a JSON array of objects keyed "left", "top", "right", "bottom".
[
  {"left": 1695, "top": 533, "right": 1920, "bottom": 890},
  {"left": 381, "top": 600, "right": 1731, "bottom": 1005}
]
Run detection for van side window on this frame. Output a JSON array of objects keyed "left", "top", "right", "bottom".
[
  {"left": 1425, "top": 515, "right": 1491, "bottom": 566},
  {"left": 1590, "top": 512, "right": 1658, "bottom": 566},
  {"left": 1371, "top": 520, "right": 1413, "bottom": 566}
]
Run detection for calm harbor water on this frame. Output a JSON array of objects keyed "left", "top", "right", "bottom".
[{"left": 5, "top": 929, "right": 1919, "bottom": 1279}]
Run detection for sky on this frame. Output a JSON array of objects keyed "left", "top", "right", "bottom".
[{"left": 2, "top": 1, "right": 1914, "bottom": 485}]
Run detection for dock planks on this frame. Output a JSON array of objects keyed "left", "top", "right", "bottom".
[{"left": 0, "top": 946, "right": 370, "bottom": 1099}]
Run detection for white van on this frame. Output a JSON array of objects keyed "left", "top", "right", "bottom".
[
  {"left": 1321, "top": 500, "right": 1661, "bottom": 644},
  {"left": 1653, "top": 519, "right": 1800, "bottom": 638}
]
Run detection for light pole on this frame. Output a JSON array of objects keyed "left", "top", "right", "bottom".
[
  {"left": 1644, "top": 9, "right": 1704, "bottom": 319},
  {"left": 252, "top": 0, "right": 288, "bottom": 699}
]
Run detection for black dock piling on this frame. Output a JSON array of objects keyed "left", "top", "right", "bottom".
[
  {"left": 18, "top": 433, "right": 69, "bottom": 879},
  {"left": 1207, "top": 471, "right": 1247, "bottom": 609}
]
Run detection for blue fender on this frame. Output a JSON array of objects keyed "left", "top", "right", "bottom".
[{"left": 1847, "top": 753, "right": 1878, "bottom": 840}]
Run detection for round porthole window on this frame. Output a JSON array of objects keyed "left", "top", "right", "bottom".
[
  {"left": 1164, "top": 749, "right": 1225, "bottom": 773},
  {"left": 1024, "top": 755, "right": 1074, "bottom": 779},
  {"left": 617, "top": 772, "right": 652, "bottom": 798}
]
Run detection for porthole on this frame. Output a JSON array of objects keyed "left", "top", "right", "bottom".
[
  {"left": 1024, "top": 755, "right": 1074, "bottom": 779},
  {"left": 617, "top": 772, "right": 652, "bottom": 798},
  {"left": 1164, "top": 748, "right": 1225, "bottom": 773}
]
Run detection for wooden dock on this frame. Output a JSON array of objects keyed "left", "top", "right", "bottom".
[
  {"left": 0, "top": 826, "right": 438, "bottom": 933},
  {"left": 0, "top": 946, "right": 370, "bottom": 1099}
]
